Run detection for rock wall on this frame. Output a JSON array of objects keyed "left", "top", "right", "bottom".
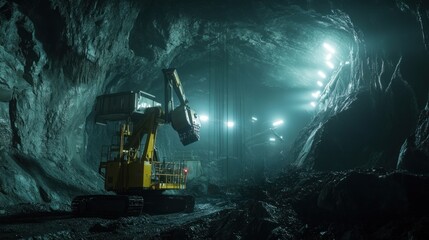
[
  {"left": 397, "top": 98, "right": 429, "bottom": 173},
  {"left": 291, "top": 0, "right": 429, "bottom": 171},
  {"left": 0, "top": 0, "right": 220, "bottom": 208},
  {"left": 0, "top": 0, "right": 141, "bottom": 208}
]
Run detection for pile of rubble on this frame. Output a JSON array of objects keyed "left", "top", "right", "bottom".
[{"left": 167, "top": 168, "right": 429, "bottom": 239}]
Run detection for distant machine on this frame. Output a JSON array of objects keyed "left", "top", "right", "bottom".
[{"left": 71, "top": 68, "right": 201, "bottom": 216}]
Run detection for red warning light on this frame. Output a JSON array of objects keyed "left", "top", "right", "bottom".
[{"left": 184, "top": 168, "right": 188, "bottom": 174}]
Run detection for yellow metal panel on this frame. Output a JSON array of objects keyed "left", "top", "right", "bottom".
[
  {"left": 126, "top": 161, "right": 143, "bottom": 189},
  {"left": 105, "top": 161, "right": 121, "bottom": 191},
  {"left": 143, "top": 161, "right": 152, "bottom": 188},
  {"left": 144, "top": 132, "right": 156, "bottom": 162}
]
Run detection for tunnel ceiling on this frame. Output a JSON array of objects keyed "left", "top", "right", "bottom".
[{"left": 128, "top": 0, "right": 354, "bottom": 90}]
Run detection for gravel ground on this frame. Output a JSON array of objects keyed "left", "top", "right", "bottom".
[
  {"left": 0, "top": 197, "right": 234, "bottom": 240},
  {"left": 1, "top": 169, "right": 429, "bottom": 240}
]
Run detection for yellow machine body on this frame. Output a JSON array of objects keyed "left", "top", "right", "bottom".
[
  {"left": 103, "top": 160, "right": 188, "bottom": 192},
  {"left": 97, "top": 69, "right": 199, "bottom": 194},
  {"left": 73, "top": 69, "right": 199, "bottom": 216},
  {"left": 99, "top": 107, "right": 188, "bottom": 193},
  {"left": 103, "top": 161, "right": 151, "bottom": 191}
]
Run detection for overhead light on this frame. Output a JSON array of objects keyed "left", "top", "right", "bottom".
[
  {"left": 318, "top": 71, "right": 326, "bottom": 79},
  {"left": 269, "top": 137, "right": 276, "bottom": 142},
  {"left": 317, "top": 81, "right": 323, "bottom": 87},
  {"left": 310, "top": 102, "right": 317, "bottom": 107},
  {"left": 323, "top": 42, "right": 335, "bottom": 53},
  {"left": 226, "top": 121, "right": 235, "bottom": 128},
  {"left": 326, "top": 61, "right": 335, "bottom": 69},
  {"left": 345, "top": 61, "right": 350, "bottom": 65},
  {"left": 326, "top": 53, "right": 333, "bottom": 60},
  {"left": 200, "top": 115, "right": 209, "bottom": 122},
  {"left": 251, "top": 116, "right": 258, "bottom": 122},
  {"left": 272, "top": 119, "right": 284, "bottom": 127},
  {"left": 312, "top": 91, "right": 321, "bottom": 98}
]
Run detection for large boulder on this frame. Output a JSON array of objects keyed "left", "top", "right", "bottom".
[
  {"left": 294, "top": 74, "right": 419, "bottom": 171},
  {"left": 316, "top": 170, "right": 429, "bottom": 222},
  {"left": 291, "top": 0, "right": 429, "bottom": 171},
  {"left": 397, "top": 101, "right": 429, "bottom": 173}
]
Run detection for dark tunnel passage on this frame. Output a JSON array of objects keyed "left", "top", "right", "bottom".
[{"left": 0, "top": 0, "right": 429, "bottom": 239}]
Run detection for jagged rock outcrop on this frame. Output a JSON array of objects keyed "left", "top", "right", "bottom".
[
  {"left": 292, "top": 0, "right": 429, "bottom": 171},
  {"left": 158, "top": 169, "right": 429, "bottom": 240},
  {"left": 397, "top": 99, "right": 429, "bottom": 173},
  {"left": 0, "top": 0, "right": 142, "bottom": 208}
]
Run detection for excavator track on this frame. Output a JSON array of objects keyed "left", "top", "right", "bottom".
[
  {"left": 71, "top": 194, "right": 194, "bottom": 217},
  {"left": 142, "top": 194, "right": 195, "bottom": 214},
  {"left": 71, "top": 195, "right": 144, "bottom": 217}
]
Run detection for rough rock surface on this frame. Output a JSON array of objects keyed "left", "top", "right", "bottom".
[
  {"left": 397, "top": 99, "right": 429, "bottom": 173},
  {"left": 291, "top": 0, "right": 429, "bottom": 171},
  {"left": 0, "top": 0, "right": 142, "bottom": 208}
]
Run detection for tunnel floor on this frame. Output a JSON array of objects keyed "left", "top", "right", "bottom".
[
  {"left": 0, "top": 197, "right": 235, "bottom": 239},
  {"left": 1, "top": 169, "right": 429, "bottom": 239}
]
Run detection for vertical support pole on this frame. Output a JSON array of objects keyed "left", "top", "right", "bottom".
[{"left": 119, "top": 124, "right": 125, "bottom": 159}]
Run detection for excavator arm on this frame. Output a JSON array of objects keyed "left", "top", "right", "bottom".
[
  {"left": 95, "top": 69, "right": 200, "bottom": 147},
  {"left": 125, "top": 107, "right": 162, "bottom": 162},
  {"left": 163, "top": 68, "right": 188, "bottom": 120},
  {"left": 163, "top": 68, "right": 201, "bottom": 146}
]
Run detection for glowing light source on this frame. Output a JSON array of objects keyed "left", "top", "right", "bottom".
[
  {"left": 326, "top": 53, "right": 333, "bottom": 60},
  {"left": 226, "top": 121, "right": 235, "bottom": 128},
  {"left": 326, "top": 61, "right": 335, "bottom": 69},
  {"left": 269, "top": 137, "right": 276, "bottom": 142},
  {"left": 310, "top": 102, "right": 317, "bottom": 107},
  {"left": 318, "top": 71, "right": 326, "bottom": 79},
  {"left": 183, "top": 168, "right": 188, "bottom": 174},
  {"left": 345, "top": 61, "right": 350, "bottom": 65},
  {"left": 251, "top": 116, "right": 258, "bottom": 122},
  {"left": 317, "top": 81, "right": 323, "bottom": 87},
  {"left": 200, "top": 115, "right": 209, "bottom": 122},
  {"left": 323, "top": 42, "right": 335, "bottom": 53},
  {"left": 272, "top": 119, "right": 284, "bottom": 127},
  {"left": 312, "top": 91, "right": 321, "bottom": 98}
]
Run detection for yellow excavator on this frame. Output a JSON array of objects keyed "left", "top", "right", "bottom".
[{"left": 71, "top": 68, "right": 201, "bottom": 216}]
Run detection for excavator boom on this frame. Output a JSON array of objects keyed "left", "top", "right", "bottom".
[{"left": 163, "top": 68, "right": 201, "bottom": 146}]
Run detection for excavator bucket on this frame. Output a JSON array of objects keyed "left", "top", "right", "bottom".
[{"left": 171, "top": 105, "right": 201, "bottom": 145}]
